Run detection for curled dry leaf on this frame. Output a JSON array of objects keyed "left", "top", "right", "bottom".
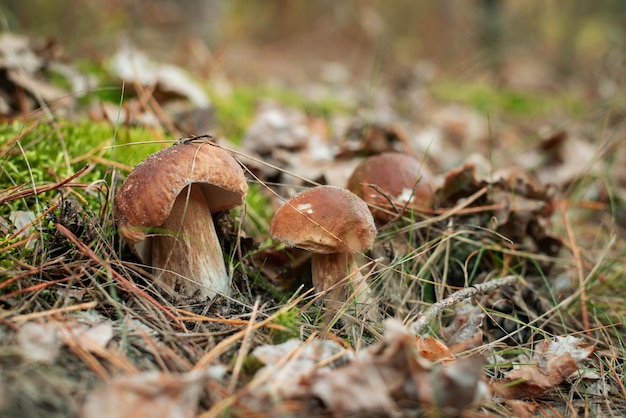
[
  {"left": 493, "top": 335, "right": 596, "bottom": 399},
  {"left": 414, "top": 335, "right": 455, "bottom": 363},
  {"left": 338, "top": 121, "right": 413, "bottom": 158},
  {"left": 239, "top": 102, "right": 359, "bottom": 190},
  {"left": 252, "top": 338, "right": 351, "bottom": 368},
  {"left": 429, "top": 355, "right": 491, "bottom": 415},
  {"left": 8, "top": 210, "right": 37, "bottom": 248},
  {"left": 239, "top": 341, "right": 342, "bottom": 416},
  {"left": 520, "top": 130, "right": 601, "bottom": 187},
  {"left": 245, "top": 338, "right": 352, "bottom": 404}
]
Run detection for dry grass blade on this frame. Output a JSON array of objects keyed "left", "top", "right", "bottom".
[
  {"left": 193, "top": 297, "right": 305, "bottom": 372},
  {"left": 9, "top": 301, "right": 99, "bottom": 322},
  {"left": 228, "top": 299, "right": 260, "bottom": 393},
  {"left": 0, "top": 165, "right": 89, "bottom": 205},
  {"left": 54, "top": 223, "right": 185, "bottom": 329},
  {"left": 559, "top": 201, "right": 590, "bottom": 334}
]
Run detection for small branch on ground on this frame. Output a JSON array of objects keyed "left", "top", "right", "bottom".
[{"left": 410, "top": 275, "right": 519, "bottom": 336}]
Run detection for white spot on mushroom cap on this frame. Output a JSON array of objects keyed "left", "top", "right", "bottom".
[
  {"left": 297, "top": 203, "right": 314, "bottom": 214},
  {"left": 398, "top": 188, "right": 415, "bottom": 203}
]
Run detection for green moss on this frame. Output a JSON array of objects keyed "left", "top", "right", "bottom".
[
  {"left": 430, "top": 80, "right": 585, "bottom": 118},
  {"left": 270, "top": 307, "right": 301, "bottom": 344},
  {"left": 209, "top": 87, "right": 258, "bottom": 144},
  {"left": 0, "top": 119, "right": 166, "bottom": 214},
  {"left": 238, "top": 354, "right": 265, "bottom": 378}
]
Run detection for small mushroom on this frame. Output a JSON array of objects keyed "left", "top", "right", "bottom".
[
  {"left": 114, "top": 142, "right": 248, "bottom": 301},
  {"left": 269, "top": 185, "right": 377, "bottom": 303},
  {"left": 346, "top": 152, "right": 433, "bottom": 223}
]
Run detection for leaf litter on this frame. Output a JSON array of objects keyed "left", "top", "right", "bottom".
[{"left": 0, "top": 32, "right": 624, "bottom": 418}]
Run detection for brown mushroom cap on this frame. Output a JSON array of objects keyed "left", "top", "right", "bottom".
[
  {"left": 114, "top": 143, "right": 248, "bottom": 247},
  {"left": 346, "top": 152, "right": 432, "bottom": 221},
  {"left": 269, "top": 185, "right": 376, "bottom": 254}
]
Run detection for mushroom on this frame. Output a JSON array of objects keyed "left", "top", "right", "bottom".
[
  {"left": 269, "top": 185, "right": 376, "bottom": 303},
  {"left": 346, "top": 152, "right": 433, "bottom": 223},
  {"left": 114, "top": 142, "right": 248, "bottom": 301}
]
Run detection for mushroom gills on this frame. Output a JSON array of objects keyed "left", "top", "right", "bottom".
[{"left": 150, "top": 184, "right": 231, "bottom": 299}]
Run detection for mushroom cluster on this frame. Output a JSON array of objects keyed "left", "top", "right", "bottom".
[
  {"left": 114, "top": 142, "right": 247, "bottom": 301},
  {"left": 114, "top": 140, "right": 434, "bottom": 318}
]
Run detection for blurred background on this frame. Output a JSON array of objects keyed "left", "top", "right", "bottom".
[{"left": 1, "top": 0, "right": 624, "bottom": 92}]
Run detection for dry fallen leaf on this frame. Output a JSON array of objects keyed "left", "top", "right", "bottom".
[
  {"left": 434, "top": 160, "right": 562, "bottom": 282},
  {"left": 493, "top": 335, "right": 596, "bottom": 399},
  {"left": 243, "top": 320, "right": 488, "bottom": 416},
  {"left": 311, "top": 320, "right": 489, "bottom": 416},
  {"left": 0, "top": 33, "right": 72, "bottom": 115},
  {"left": 57, "top": 321, "right": 114, "bottom": 353},
  {"left": 18, "top": 321, "right": 62, "bottom": 363},
  {"left": 415, "top": 335, "right": 455, "bottom": 363},
  {"left": 8, "top": 210, "right": 36, "bottom": 247},
  {"left": 246, "top": 338, "right": 352, "bottom": 403},
  {"left": 241, "top": 101, "right": 311, "bottom": 155},
  {"left": 442, "top": 303, "right": 485, "bottom": 351},
  {"left": 80, "top": 371, "right": 207, "bottom": 418},
  {"left": 109, "top": 43, "right": 210, "bottom": 109},
  {"left": 253, "top": 338, "right": 350, "bottom": 367},
  {"left": 17, "top": 319, "right": 113, "bottom": 363}
]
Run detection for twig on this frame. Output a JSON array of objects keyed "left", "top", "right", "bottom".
[
  {"left": 410, "top": 275, "right": 519, "bottom": 336},
  {"left": 368, "top": 183, "right": 401, "bottom": 215}
]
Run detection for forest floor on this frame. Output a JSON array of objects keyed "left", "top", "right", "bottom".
[{"left": 0, "top": 17, "right": 625, "bottom": 417}]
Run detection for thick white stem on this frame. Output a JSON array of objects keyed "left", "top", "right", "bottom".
[
  {"left": 311, "top": 252, "right": 373, "bottom": 302},
  {"left": 311, "top": 252, "right": 355, "bottom": 302},
  {"left": 151, "top": 184, "right": 230, "bottom": 300}
]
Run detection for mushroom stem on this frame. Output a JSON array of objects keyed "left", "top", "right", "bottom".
[
  {"left": 151, "top": 184, "right": 230, "bottom": 299},
  {"left": 311, "top": 252, "right": 371, "bottom": 304}
]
